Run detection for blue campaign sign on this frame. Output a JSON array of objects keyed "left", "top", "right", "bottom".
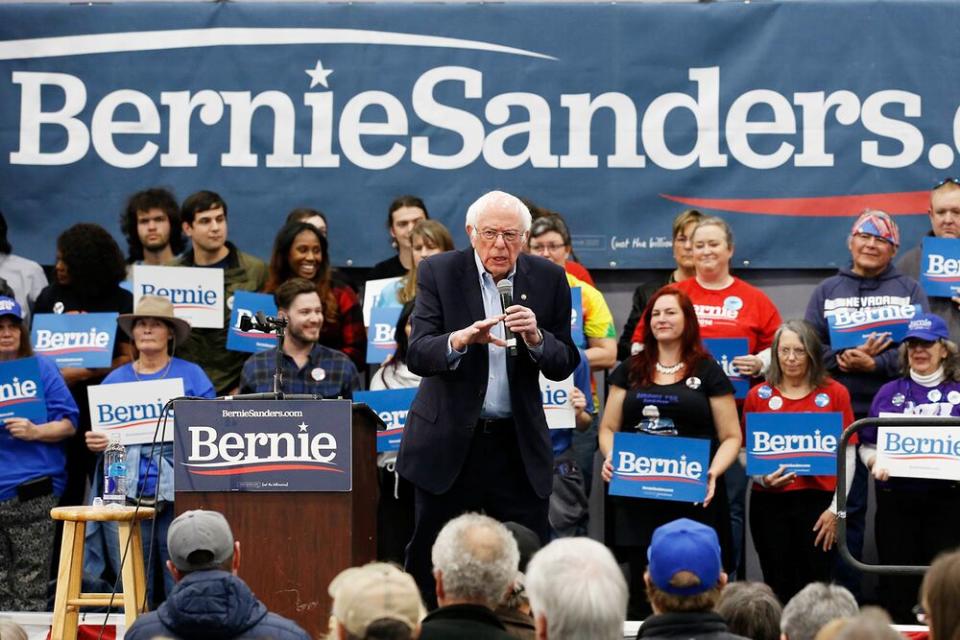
[
  {"left": 746, "top": 412, "right": 842, "bottom": 476},
  {"left": 173, "top": 399, "right": 353, "bottom": 492},
  {"left": 702, "top": 338, "right": 749, "bottom": 399},
  {"left": 355, "top": 387, "right": 417, "bottom": 453},
  {"left": 921, "top": 237, "right": 960, "bottom": 298},
  {"left": 827, "top": 304, "right": 921, "bottom": 349},
  {"left": 31, "top": 313, "right": 118, "bottom": 368},
  {"left": 609, "top": 432, "right": 709, "bottom": 503},
  {"left": 2, "top": 2, "right": 958, "bottom": 270},
  {"left": 570, "top": 287, "right": 584, "bottom": 348},
  {"left": 227, "top": 291, "right": 279, "bottom": 353},
  {"left": 0, "top": 357, "right": 47, "bottom": 429},
  {"left": 367, "top": 306, "right": 401, "bottom": 365}
]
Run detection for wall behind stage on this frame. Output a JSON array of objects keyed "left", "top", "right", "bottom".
[{"left": 0, "top": 1, "right": 953, "bottom": 269}]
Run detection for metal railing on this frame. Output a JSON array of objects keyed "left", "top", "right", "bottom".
[{"left": 836, "top": 415, "right": 960, "bottom": 576}]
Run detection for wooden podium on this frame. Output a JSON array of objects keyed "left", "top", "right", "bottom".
[{"left": 176, "top": 402, "right": 382, "bottom": 639}]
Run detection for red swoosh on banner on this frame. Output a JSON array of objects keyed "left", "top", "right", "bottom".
[
  {"left": 661, "top": 191, "right": 929, "bottom": 217},
  {"left": 188, "top": 463, "right": 342, "bottom": 475}
]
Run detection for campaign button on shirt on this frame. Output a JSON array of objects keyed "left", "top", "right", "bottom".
[
  {"left": 686, "top": 376, "right": 701, "bottom": 390},
  {"left": 892, "top": 393, "right": 905, "bottom": 406},
  {"left": 311, "top": 367, "right": 326, "bottom": 381},
  {"left": 724, "top": 296, "right": 743, "bottom": 311},
  {"left": 815, "top": 393, "right": 830, "bottom": 408},
  {"left": 949, "top": 390, "right": 960, "bottom": 405},
  {"left": 758, "top": 385, "right": 773, "bottom": 400},
  {"left": 768, "top": 396, "right": 783, "bottom": 410},
  {"left": 928, "top": 389, "right": 943, "bottom": 403}
]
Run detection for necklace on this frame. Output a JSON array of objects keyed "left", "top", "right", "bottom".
[
  {"left": 133, "top": 357, "right": 173, "bottom": 381},
  {"left": 655, "top": 361, "right": 684, "bottom": 375}
]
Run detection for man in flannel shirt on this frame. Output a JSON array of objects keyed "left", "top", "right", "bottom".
[{"left": 240, "top": 277, "right": 360, "bottom": 398}]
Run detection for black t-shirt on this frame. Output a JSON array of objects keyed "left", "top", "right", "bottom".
[
  {"left": 608, "top": 357, "right": 734, "bottom": 441},
  {"left": 366, "top": 254, "right": 406, "bottom": 282}
]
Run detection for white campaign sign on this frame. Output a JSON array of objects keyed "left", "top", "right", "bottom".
[
  {"left": 362, "top": 276, "right": 403, "bottom": 326},
  {"left": 88, "top": 378, "right": 185, "bottom": 445},
  {"left": 133, "top": 264, "right": 225, "bottom": 329},
  {"left": 876, "top": 420, "right": 960, "bottom": 482},
  {"left": 539, "top": 373, "right": 576, "bottom": 430}
]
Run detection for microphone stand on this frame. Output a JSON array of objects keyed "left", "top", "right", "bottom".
[{"left": 273, "top": 321, "right": 285, "bottom": 399}]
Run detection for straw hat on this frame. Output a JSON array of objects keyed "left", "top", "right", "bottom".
[{"left": 117, "top": 295, "right": 192, "bottom": 346}]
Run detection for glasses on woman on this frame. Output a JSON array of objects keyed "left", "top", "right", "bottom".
[
  {"left": 777, "top": 347, "right": 807, "bottom": 359},
  {"left": 530, "top": 241, "right": 566, "bottom": 253}
]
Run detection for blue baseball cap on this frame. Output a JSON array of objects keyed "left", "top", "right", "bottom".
[
  {"left": 903, "top": 313, "right": 949, "bottom": 343},
  {"left": 647, "top": 518, "right": 721, "bottom": 596},
  {"left": 0, "top": 296, "right": 23, "bottom": 321}
]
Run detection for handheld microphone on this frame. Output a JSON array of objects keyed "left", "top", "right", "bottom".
[
  {"left": 239, "top": 311, "right": 288, "bottom": 333},
  {"left": 496, "top": 279, "right": 518, "bottom": 357}
]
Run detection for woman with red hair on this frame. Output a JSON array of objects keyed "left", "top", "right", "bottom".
[{"left": 600, "top": 286, "right": 741, "bottom": 619}]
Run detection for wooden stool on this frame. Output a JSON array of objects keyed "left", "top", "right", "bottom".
[{"left": 50, "top": 505, "right": 156, "bottom": 640}]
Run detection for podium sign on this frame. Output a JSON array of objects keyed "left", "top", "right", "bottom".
[{"left": 174, "top": 399, "right": 353, "bottom": 492}]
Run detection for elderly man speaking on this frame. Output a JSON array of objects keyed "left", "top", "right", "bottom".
[{"left": 397, "top": 191, "right": 580, "bottom": 605}]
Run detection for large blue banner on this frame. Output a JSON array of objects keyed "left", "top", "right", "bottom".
[{"left": 1, "top": 2, "right": 957, "bottom": 268}]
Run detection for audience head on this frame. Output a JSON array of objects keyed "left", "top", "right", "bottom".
[
  {"left": 766, "top": 319, "right": 827, "bottom": 389},
  {"left": 166, "top": 510, "right": 238, "bottom": 580},
  {"left": 268, "top": 221, "right": 328, "bottom": 288},
  {"left": 715, "top": 581, "right": 782, "bottom": 640},
  {"left": 410, "top": 219, "right": 454, "bottom": 267},
  {"left": 832, "top": 615, "right": 899, "bottom": 640},
  {"left": 274, "top": 278, "right": 323, "bottom": 346},
  {"left": 117, "top": 295, "right": 192, "bottom": 357},
  {"left": 630, "top": 286, "right": 705, "bottom": 386},
  {"left": 0, "top": 619, "right": 28, "bottom": 640},
  {"left": 287, "top": 207, "right": 328, "bottom": 237},
  {"left": 671, "top": 208, "right": 704, "bottom": 273},
  {"left": 55, "top": 223, "right": 127, "bottom": 298},
  {"left": 897, "top": 312, "right": 960, "bottom": 380},
  {"left": 528, "top": 215, "right": 572, "bottom": 268},
  {"left": 387, "top": 195, "right": 428, "bottom": 252},
  {"left": 922, "top": 548, "right": 960, "bottom": 640},
  {"left": 465, "top": 191, "right": 533, "bottom": 281},
  {"left": 690, "top": 216, "right": 735, "bottom": 280},
  {"left": 431, "top": 513, "right": 519, "bottom": 610},
  {"left": 329, "top": 563, "right": 425, "bottom": 640},
  {"left": 780, "top": 582, "right": 858, "bottom": 640},
  {"left": 930, "top": 177, "right": 960, "bottom": 239},
  {"left": 525, "top": 537, "right": 627, "bottom": 640},
  {"left": 181, "top": 190, "right": 228, "bottom": 257},
  {"left": 121, "top": 187, "right": 184, "bottom": 262},
  {"left": 644, "top": 518, "right": 726, "bottom": 614},
  {"left": 500, "top": 521, "right": 542, "bottom": 612},
  {"left": 0, "top": 209, "right": 11, "bottom": 255},
  {"left": 0, "top": 296, "right": 30, "bottom": 360},
  {"left": 847, "top": 209, "right": 898, "bottom": 277}
]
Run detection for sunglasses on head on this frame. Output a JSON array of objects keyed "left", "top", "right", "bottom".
[{"left": 934, "top": 177, "right": 960, "bottom": 189}]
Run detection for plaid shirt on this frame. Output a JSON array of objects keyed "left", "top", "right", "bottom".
[{"left": 239, "top": 343, "right": 360, "bottom": 399}]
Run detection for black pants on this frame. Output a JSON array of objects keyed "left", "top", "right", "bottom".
[
  {"left": 404, "top": 419, "right": 549, "bottom": 609},
  {"left": 750, "top": 488, "right": 834, "bottom": 605},
  {"left": 875, "top": 484, "right": 960, "bottom": 623},
  {"left": 377, "top": 466, "right": 415, "bottom": 565}
]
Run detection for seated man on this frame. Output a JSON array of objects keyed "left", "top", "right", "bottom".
[
  {"left": 779, "top": 582, "right": 859, "bottom": 640},
  {"left": 525, "top": 537, "right": 627, "bottom": 640},
  {"left": 420, "top": 513, "right": 518, "bottom": 640},
  {"left": 637, "top": 518, "right": 746, "bottom": 640},
  {"left": 327, "top": 562, "right": 425, "bottom": 640},
  {"left": 125, "top": 509, "right": 310, "bottom": 640},
  {"left": 240, "top": 277, "right": 360, "bottom": 398}
]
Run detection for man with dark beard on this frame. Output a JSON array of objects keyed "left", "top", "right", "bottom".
[{"left": 239, "top": 277, "right": 359, "bottom": 398}]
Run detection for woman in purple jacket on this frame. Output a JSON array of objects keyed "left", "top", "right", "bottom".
[{"left": 861, "top": 312, "right": 960, "bottom": 623}]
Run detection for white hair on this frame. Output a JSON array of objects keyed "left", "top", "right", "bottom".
[
  {"left": 464, "top": 191, "right": 532, "bottom": 233},
  {"left": 525, "top": 537, "right": 627, "bottom": 640},
  {"left": 431, "top": 513, "right": 520, "bottom": 609},
  {"left": 781, "top": 582, "right": 859, "bottom": 640}
]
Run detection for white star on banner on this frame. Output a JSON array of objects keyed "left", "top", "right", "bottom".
[
  {"left": 305, "top": 60, "right": 333, "bottom": 89},
  {"left": 298, "top": 422, "right": 309, "bottom": 433}
]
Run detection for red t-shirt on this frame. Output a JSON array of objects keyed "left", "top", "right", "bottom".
[
  {"left": 631, "top": 277, "right": 781, "bottom": 355},
  {"left": 743, "top": 378, "right": 856, "bottom": 493}
]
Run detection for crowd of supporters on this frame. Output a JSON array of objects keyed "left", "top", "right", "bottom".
[{"left": 2, "top": 179, "right": 960, "bottom": 637}]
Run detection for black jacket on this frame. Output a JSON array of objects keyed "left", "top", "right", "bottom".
[
  {"left": 125, "top": 570, "right": 310, "bottom": 640},
  {"left": 419, "top": 603, "right": 516, "bottom": 640},
  {"left": 637, "top": 611, "right": 750, "bottom": 640}
]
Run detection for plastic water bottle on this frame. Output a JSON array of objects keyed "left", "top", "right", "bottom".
[{"left": 103, "top": 435, "right": 127, "bottom": 508}]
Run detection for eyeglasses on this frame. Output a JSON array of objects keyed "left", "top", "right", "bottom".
[
  {"left": 476, "top": 228, "right": 524, "bottom": 244},
  {"left": 530, "top": 242, "right": 566, "bottom": 252},
  {"left": 934, "top": 177, "right": 960, "bottom": 190},
  {"left": 777, "top": 347, "right": 807, "bottom": 359}
]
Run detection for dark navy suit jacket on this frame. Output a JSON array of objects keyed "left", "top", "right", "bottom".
[{"left": 396, "top": 248, "right": 580, "bottom": 498}]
